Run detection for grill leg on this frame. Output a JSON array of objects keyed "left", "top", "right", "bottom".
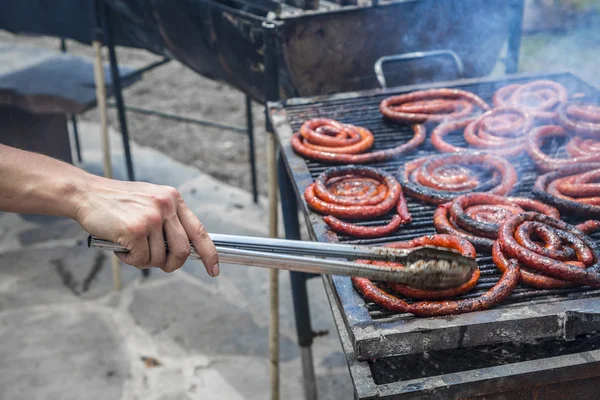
[
  {"left": 300, "top": 346, "right": 318, "bottom": 400},
  {"left": 102, "top": 3, "right": 136, "bottom": 182},
  {"left": 70, "top": 115, "right": 83, "bottom": 163},
  {"left": 101, "top": 4, "right": 147, "bottom": 278},
  {"left": 246, "top": 95, "right": 258, "bottom": 203},
  {"left": 278, "top": 154, "right": 318, "bottom": 400},
  {"left": 59, "top": 38, "right": 83, "bottom": 163}
]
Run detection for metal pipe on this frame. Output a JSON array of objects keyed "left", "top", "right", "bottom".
[
  {"left": 300, "top": 347, "right": 318, "bottom": 400},
  {"left": 59, "top": 37, "right": 83, "bottom": 163},
  {"left": 374, "top": 50, "right": 465, "bottom": 89},
  {"left": 246, "top": 95, "right": 259, "bottom": 203},
  {"left": 264, "top": 20, "right": 280, "bottom": 400},
  {"left": 101, "top": 2, "right": 135, "bottom": 182},
  {"left": 92, "top": 39, "right": 122, "bottom": 291},
  {"left": 106, "top": 103, "right": 247, "bottom": 133},
  {"left": 128, "top": 58, "right": 171, "bottom": 78},
  {"left": 278, "top": 152, "right": 318, "bottom": 399}
]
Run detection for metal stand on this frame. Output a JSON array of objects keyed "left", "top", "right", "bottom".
[
  {"left": 246, "top": 95, "right": 258, "bottom": 203},
  {"left": 278, "top": 155, "right": 318, "bottom": 400},
  {"left": 264, "top": 21, "right": 281, "bottom": 400},
  {"left": 59, "top": 38, "right": 83, "bottom": 163},
  {"left": 263, "top": 19, "right": 318, "bottom": 400},
  {"left": 96, "top": 0, "right": 148, "bottom": 278},
  {"left": 92, "top": 37, "right": 122, "bottom": 291},
  {"left": 100, "top": 2, "right": 135, "bottom": 182}
]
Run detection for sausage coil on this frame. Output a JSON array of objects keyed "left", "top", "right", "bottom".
[
  {"left": 433, "top": 193, "right": 560, "bottom": 251},
  {"left": 291, "top": 118, "right": 426, "bottom": 164},
  {"left": 432, "top": 108, "right": 532, "bottom": 156},
  {"left": 398, "top": 152, "right": 518, "bottom": 204},
  {"left": 494, "top": 212, "right": 600, "bottom": 288},
  {"left": 305, "top": 166, "right": 411, "bottom": 238},
  {"left": 380, "top": 88, "right": 489, "bottom": 124},
  {"left": 352, "top": 234, "right": 519, "bottom": 317},
  {"left": 526, "top": 125, "right": 600, "bottom": 172},
  {"left": 557, "top": 103, "right": 600, "bottom": 136},
  {"left": 533, "top": 163, "right": 600, "bottom": 217},
  {"left": 492, "top": 80, "right": 568, "bottom": 121}
]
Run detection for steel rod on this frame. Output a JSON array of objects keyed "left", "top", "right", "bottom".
[
  {"left": 106, "top": 103, "right": 247, "bottom": 133},
  {"left": 267, "top": 133, "right": 280, "bottom": 400},
  {"left": 246, "top": 95, "right": 259, "bottom": 203},
  {"left": 300, "top": 347, "right": 317, "bottom": 400},
  {"left": 59, "top": 37, "right": 83, "bottom": 163},
  {"left": 264, "top": 20, "right": 281, "bottom": 400},
  {"left": 102, "top": 3, "right": 135, "bottom": 182},
  {"left": 92, "top": 40, "right": 121, "bottom": 291},
  {"left": 208, "top": 233, "right": 458, "bottom": 262}
]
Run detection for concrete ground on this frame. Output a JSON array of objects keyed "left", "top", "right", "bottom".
[{"left": 0, "top": 123, "right": 353, "bottom": 400}]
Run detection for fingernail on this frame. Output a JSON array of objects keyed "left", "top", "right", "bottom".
[{"left": 211, "top": 264, "right": 220, "bottom": 277}]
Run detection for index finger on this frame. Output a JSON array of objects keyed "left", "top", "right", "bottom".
[{"left": 177, "top": 203, "right": 220, "bottom": 277}]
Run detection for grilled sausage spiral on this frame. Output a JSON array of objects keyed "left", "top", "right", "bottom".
[
  {"left": 352, "top": 234, "right": 519, "bottom": 317},
  {"left": 380, "top": 88, "right": 489, "bottom": 124},
  {"left": 431, "top": 108, "right": 532, "bottom": 156},
  {"left": 304, "top": 166, "right": 411, "bottom": 238},
  {"left": 398, "top": 152, "right": 518, "bottom": 205},
  {"left": 492, "top": 80, "right": 568, "bottom": 121},
  {"left": 291, "top": 118, "right": 425, "bottom": 164},
  {"left": 526, "top": 125, "right": 600, "bottom": 172},
  {"left": 557, "top": 103, "right": 600, "bottom": 136},
  {"left": 533, "top": 163, "right": 600, "bottom": 217},
  {"left": 433, "top": 193, "right": 560, "bottom": 251},
  {"left": 493, "top": 212, "right": 600, "bottom": 289}
]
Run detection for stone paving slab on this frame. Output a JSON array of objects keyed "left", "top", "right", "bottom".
[
  {"left": 0, "top": 118, "right": 353, "bottom": 399},
  {"left": 0, "top": 305, "right": 128, "bottom": 400}
]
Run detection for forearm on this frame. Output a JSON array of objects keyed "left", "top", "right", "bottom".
[
  {"left": 0, "top": 144, "right": 92, "bottom": 218},
  {"left": 0, "top": 144, "right": 219, "bottom": 274}
]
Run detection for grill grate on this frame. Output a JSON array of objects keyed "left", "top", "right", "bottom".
[
  {"left": 283, "top": 75, "right": 600, "bottom": 320},
  {"left": 271, "top": 72, "right": 600, "bottom": 359}
]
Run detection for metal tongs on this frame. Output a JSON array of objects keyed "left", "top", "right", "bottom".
[{"left": 88, "top": 234, "right": 477, "bottom": 290}]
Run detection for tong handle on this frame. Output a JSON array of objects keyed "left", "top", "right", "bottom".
[
  {"left": 88, "top": 233, "right": 414, "bottom": 261},
  {"left": 209, "top": 233, "right": 414, "bottom": 262},
  {"left": 87, "top": 235, "right": 476, "bottom": 289}
]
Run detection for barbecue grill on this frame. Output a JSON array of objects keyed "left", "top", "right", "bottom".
[
  {"left": 268, "top": 71, "right": 600, "bottom": 399},
  {"left": 0, "top": 0, "right": 524, "bottom": 103}
]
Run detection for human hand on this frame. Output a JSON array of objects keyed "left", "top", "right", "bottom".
[{"left": 73, "top": 176, "right": 219, "bottom": 276}]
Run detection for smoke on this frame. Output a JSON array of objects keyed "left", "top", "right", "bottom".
[{"left": 385, "top": 0, "right": 512, "bottom": 86}]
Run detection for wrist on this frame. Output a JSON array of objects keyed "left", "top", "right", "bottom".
[{"left": 62, "top": 170, "right": 95, "bottom": 221}]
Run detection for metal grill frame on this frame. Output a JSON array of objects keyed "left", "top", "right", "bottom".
[
  {"left": 268, "top": 71, "right": 600, "bottom": 364},
  {"left": 324, "top": 273, "right": 600, "bottom": 400}
]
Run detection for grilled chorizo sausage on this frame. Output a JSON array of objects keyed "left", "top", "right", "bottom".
[
  {"left": 305, "top": 166, "right": 411, "bottom": 238},
  {"left": 526, "top": 125, "right": 600, "bottom": 172},
  {"left": 557, "top": 103, "right": 600, "bottom": 136},
  {"left": 433, "top": 193, "right": 559, "bottom": 252},
  {"left": 533, "top": 163, "right": 600, "bottom": 217},
  {"left": 291, "top": 121, "right": 426, "bottom": 164},
  {"left": 351, "top": 234, "right": 519, "bottom": 317},
  {"left": 461, "top": 108, "right": 531, "bottom": 157},
  {"left": 380, "top": 88, "right": 489, "bottom": 124},
  {"left": 496, "top": 212, "right": 600, "bottom": 287},
  {"left": 493, "top": 80, "right": 568, "bottom": 121},
  {"left": 398, "top": 152, "right": 518, "bottom": 204}
]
